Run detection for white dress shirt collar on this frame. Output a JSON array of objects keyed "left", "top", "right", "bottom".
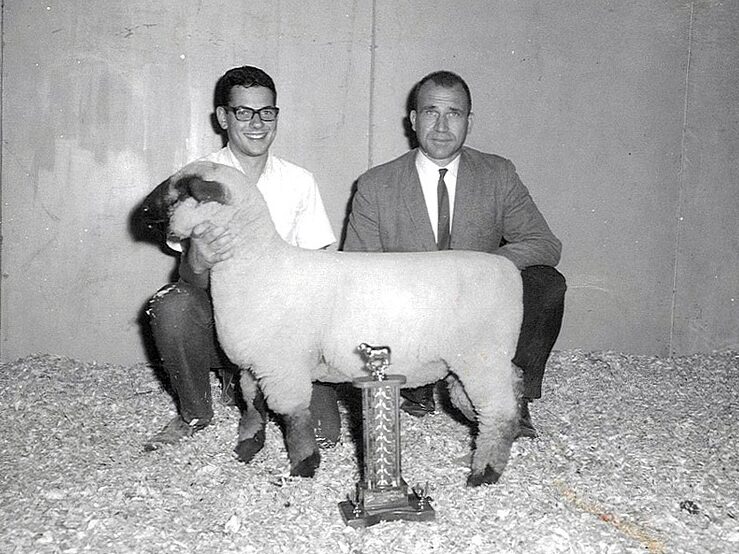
[{"left": 415, "top": 150, "right": 461, "bottom": 239}]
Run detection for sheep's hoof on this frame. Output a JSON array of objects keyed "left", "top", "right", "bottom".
[
  {"left": 290, "top": 451, "right": 320, "bottom": 478},
  {"left": 233, "top": 429, "right": 265, "bottom": 464},
  {"left": 466, "top": 465, "right": 502, "bottom": 487}
]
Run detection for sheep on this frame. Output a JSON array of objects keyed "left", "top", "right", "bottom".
[{"left": 159, "top": 160, "right": 524, "bottom": 486}]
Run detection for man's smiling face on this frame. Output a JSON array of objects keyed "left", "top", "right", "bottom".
[{"left": 216, "top": 85, "right": 278, "bottom": 160}]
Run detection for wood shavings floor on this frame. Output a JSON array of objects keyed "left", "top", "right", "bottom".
[{"left": 1, "top": 350, "right": 737, "bottom": 553}]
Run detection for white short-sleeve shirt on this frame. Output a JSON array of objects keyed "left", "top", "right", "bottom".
[{"left": 201, "top": 146, "right": 336, "bottom": 249}]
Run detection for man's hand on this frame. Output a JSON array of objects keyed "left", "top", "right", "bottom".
[{"left": 187, "top": 222, "right": 236, "bottom": 274}]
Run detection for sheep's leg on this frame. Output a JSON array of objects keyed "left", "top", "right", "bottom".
[
  {"left": 234, "top": 392, "right": 267, "bottom": 464},
  {"left": 445, "top": 375, "right": 477, "bottom": 422},
  {"left": 283, "top": 408, "right": 320, "bottom": 478},
  {"left": 256, "top": 359, "right": 320, "bottom": 477},
  {"left": 460, "top": 359, "right": 519, "bottom": 487},
  {"left": 234, "top": 370, "right": 267, "bottom": 464},
  {"left": 467, "top": 410, "right": 517, "bottom": 486}
]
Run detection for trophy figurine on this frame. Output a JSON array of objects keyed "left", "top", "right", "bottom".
[{"left": 338, "top": 343, "right": 436, "bottom": 527}]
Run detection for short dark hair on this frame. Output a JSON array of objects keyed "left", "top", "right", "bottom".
[
  {"left": 214, "top": 66, "right": 277, "bottom": 107},
  {"left": 412, "top": 71, "right": 472, "bottom": 113}
]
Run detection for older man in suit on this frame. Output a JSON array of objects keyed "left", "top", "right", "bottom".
[{"left": 334, "top": 70, "right": 566, "bottom": 438}]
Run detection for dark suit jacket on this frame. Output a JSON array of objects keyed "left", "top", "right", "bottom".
[{"left": 343, "top": 147, "right": 561, "bottom": 269}]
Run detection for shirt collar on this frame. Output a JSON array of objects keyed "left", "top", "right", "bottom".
[
  {"left": 415, "top": 149, "right": 461, "bottom": 179},
  {"left": 226, "top": 144, "right": 274, "bottom": 182}
]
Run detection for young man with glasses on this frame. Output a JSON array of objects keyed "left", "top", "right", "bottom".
[{"left": 144, "top": 66, "right": 336, "bottom": 455}]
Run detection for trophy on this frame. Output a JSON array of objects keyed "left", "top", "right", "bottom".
[{"left": 338, "top": 343, "right": 436, "bottom": 527}]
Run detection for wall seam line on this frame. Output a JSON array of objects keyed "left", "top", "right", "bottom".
[
  {"left": 669, "top": 1, "right": 695, "bottom": 357},
  {"left": 0, "top": 0, "right": 4, "bottom": 360},
  {"left": 367, "top": 0, "right": 377, "bottom": 169}
]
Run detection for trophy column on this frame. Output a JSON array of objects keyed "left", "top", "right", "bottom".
[{"left": 339, "top": 344, "right": 435, "bottom": 527}]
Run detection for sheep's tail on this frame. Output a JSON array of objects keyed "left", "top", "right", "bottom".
[{"left": 446, "top": 374, "right": 476, "bottom": 421}]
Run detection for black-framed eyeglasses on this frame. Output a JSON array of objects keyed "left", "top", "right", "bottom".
[{"left": 223, "top": 105, "right": 280, "bottom": 122}]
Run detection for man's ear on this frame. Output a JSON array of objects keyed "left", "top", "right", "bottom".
[
  {"left": 215, "top": 106, "right": 228, "bottom": 131},
  {"left": 409, "top": 110, "right": 417, "bottom": 133},
  {"left": 467, "top": 111, "right": 474, "bottom": 134}
]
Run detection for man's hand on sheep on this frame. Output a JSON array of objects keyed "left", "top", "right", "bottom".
[{"left": 187, "top": 221, "right": 236, "bottom": 274}]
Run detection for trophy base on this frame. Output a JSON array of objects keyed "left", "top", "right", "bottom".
[{"left": 338, "top": 494, "right": 436, "bottom": 528}]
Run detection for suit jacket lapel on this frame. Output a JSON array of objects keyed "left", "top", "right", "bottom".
[
  {"left": 451, "top": 148, "right": 478, "bottom": 247},
  {"left": 400, "top": 150, "right": 437, "bottom": 250}
]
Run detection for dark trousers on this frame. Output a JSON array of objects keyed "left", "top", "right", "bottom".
[
  {"left": 513, "top": 265, "right": 566, "bottom": 399},
  {"left": 401, "top": 265, "right": 566, "bottom": 404},
  {"left": 148, "top": 281, "right": 231, "bottom": 424}
]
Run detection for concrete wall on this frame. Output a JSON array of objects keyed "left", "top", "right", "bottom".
[{"left": 1, "top": 1, "right": 737, "bottom": 364}]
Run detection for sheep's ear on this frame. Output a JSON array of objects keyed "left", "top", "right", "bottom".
[{"left": 185, "top": 177, "right": 231, "bottom": 204}]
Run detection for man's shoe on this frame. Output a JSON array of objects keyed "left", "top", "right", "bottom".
[
  {"left": 400, "top": 399, "right": 435, "bottom": 417},
  {"left": 517, "top": 399, "right": 538, "bottom": 439},
  {"left": 400, "top": 384, "right": 436, "bottom": 417},
  {"left": 400, "top": 383, "right": 436, "bottom": 417},
  {"left": 144, "top": 415, "right": 210, "bottom": 451}
]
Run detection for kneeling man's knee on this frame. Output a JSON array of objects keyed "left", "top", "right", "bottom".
[{"left": 147, "top": 282, "right": 211, "bottom": 325}]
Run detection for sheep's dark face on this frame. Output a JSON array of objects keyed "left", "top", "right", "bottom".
[
  {"left": 140, "top": 161, "right": 249, "bottom": 241},
  {"left": 140, "top": 176, "right": 178, "bottom": 229},
  {"left": 140, "top": 172, "right": 231, "bottom": 231}
]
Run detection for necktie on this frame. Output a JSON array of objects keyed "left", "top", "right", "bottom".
[{"left": 437, "top": 168, "right": 451, "bottom": 250}]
